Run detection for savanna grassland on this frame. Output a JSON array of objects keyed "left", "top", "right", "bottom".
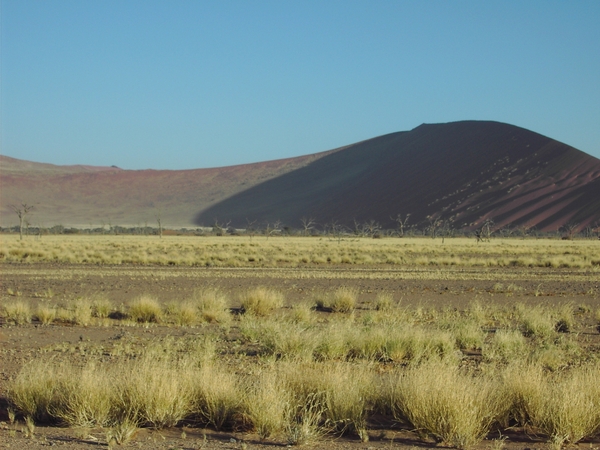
[{"left": 1, "top": 235, "right": 600, "bottom": 450}]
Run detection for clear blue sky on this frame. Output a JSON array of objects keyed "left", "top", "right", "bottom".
[{"left": 2, "top": 0, "right": 599, "bottom": 170}]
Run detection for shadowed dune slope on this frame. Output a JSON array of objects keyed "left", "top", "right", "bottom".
[{"left": 194, "top": 121, "right": 600, "bottom": 231}]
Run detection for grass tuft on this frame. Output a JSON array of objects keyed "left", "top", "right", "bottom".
[{"left": 240, "top": 287, "right": 284, "bottom": 316}]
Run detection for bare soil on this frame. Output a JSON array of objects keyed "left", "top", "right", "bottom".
[{"left": 1, "top": 263, "right": 599, "bottom": 449}]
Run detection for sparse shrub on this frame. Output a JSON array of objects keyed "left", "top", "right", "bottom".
[
  {"left": 330, "top": 287, "right": 357, "bottom": 313},
  {"left": 240, "top": 286, "right": 284, "bottom": 316},
  {"left": 128, "top": 295, "right": 162, "bottom": 323},
  {"left": 3, "top": 300, "right": 32, "bottom": 324}
]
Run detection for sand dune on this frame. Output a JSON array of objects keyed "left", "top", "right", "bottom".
[{"left": 2, "top": 121, "right": 599, "bottom": 232}]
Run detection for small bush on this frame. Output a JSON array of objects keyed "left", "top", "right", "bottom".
[{"left": 240, "top": 287, "right": 284, "bottom": 316}]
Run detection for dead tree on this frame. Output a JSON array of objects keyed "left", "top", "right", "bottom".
[
  {"left": 265, "top": 220, "right": 282, "bottom": 239},
  {"left": 426, "top": 215, "right": 443, "bottom": 239},
  {"left": 11, "top": 203, "right": 34, "bottom": 241},
  {"left": 300, "top": 217, "right": 316, "bottom": 236},
  {"left": 246, "top": 219, "right": 258, "bottom": 239},
  {"left": 363, "top": 220, "right": 381, "bottom": 238},
  {"left": 560, "top": 222, "right": 579, "bottom": 240},
  {"left": 155, "top": 210, "right": 163, "bottom": 238},
  {"left": 213, "top": 219, "right": 230, "bottom": 236},
  {"left": 393, "top": 213, "right": 411, "bottom": 237},
  {"left": 480, "top": 219, "right": 494, "bottom": 242}
]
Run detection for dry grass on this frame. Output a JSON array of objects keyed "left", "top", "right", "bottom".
[
  {"left": 128, "top": 295, "right": 162, "bottom": 323},
  {"left": 505, "top": 363, "right": 600, "bottom": 445},
  {"left": 389, "top": 362, "right": 509, "bottom": 449},
  {"left": 3, "top": 235, "right": 599, "bottom": 269},
  {"left": 240, "top": 286, "right": 284, "bottom": 316},
  {"left": 329, "top": 287, "right": 358, "bottom": 313},
  {"left": 2, "top": 300, "right": 32, "bottom": 324},
  {"left": 34, "top": 304, "right": 56, "bottom": 325},
  {"left": 91, "top": 297, "right": 114, "bottom": 318},
  {"left": 243, "top": 370, "right": 289, "bottom": 439},
  {"left": 192, "top": 364, "right": 241, "bottom": 430},
  {"left": 193, "top": 288, "right": 232, "bottom": 324}
]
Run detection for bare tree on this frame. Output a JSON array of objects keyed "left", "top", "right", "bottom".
[
  {"left": 560, "top": 222, "right": 579, "bottom": 240},
  {"left": 439, "top": 220, "right": 453, "bottom": 244},
  {"left": 246, "top": 218, "right": 258, "bottom": 239},
  {"left": 155, "top": 209, "right": 163, "bottom": 238},
  {"left": 353, "top": 219, "right": 365, "bottom": 237},
  {"left": 327, "top": 220, "right": 347, "bottom": 244},
  {"left": 11, "top": 203, "right": 34, "bottom": 241},
  {"left": 480, "top": 219, "right": 494, "bottom": 242},
  {"left": 426, "top": 215, "right": 442, "bottom": 239},
  {"left": 300, "top": 217, "right": 316, "bottom": 236},
  {"left": 363, "top": 220, "right": 381, "bottom": 238},
  {"left": 213, "top": 219, "right": 230, "bottom": 236},
  {"left": 265, "top": 220, "right": 282, "bottom": 239},
  {"left": 393, "top": 213, "right": 411, "bottom": 237}
]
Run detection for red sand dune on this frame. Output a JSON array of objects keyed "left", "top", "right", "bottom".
[{"left": 1, "top": 121, "right": 599, "bottom": 232}]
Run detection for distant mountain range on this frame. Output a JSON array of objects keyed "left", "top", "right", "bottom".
[{"left": 2, "top": 121, "right": 599, "bottom": 232}]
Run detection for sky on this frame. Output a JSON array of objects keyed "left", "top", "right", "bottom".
[{"left": 1, "top": 1, "right": 599, "bottom": 170}]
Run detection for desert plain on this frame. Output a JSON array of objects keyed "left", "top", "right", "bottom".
[{"left": 1, "top": 235, "right": 600, "bottom": 450}]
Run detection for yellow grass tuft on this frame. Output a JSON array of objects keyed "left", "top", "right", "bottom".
[{"left": 240, "top": 286, "right": 284, "bottom": 316}]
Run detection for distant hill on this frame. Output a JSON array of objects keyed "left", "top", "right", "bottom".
[
  {"left": 196, "top": 121, "right": 600, "bottom": 232},
  {"left": 2, "top": 121, "right": 599, "bottom": 232}
]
